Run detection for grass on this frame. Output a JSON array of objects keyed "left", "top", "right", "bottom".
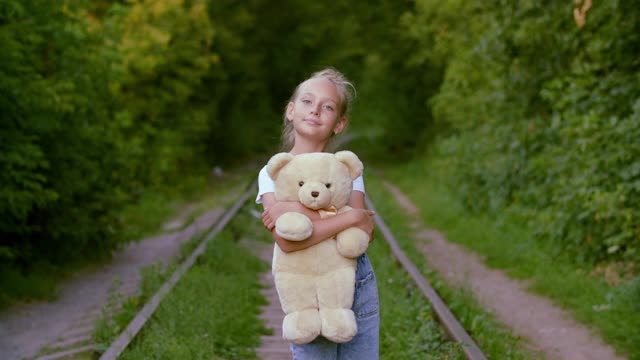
[
  {"left": 117, "top": 226, "right": 270, "bottom": 359},
  {"left": 0, "top": 262, "right": 60, "bottom": 308},
  {"left": 120, "top": 166, "right": 256, "bottom": 241},
  {"left": 93, "top": 260, "right": 180, "bottom": 355},
  {"left": 365, "top": 171, "right": 537, "bottom": 360},
  {"left": 378, "top": 159, "right": 639, "bottom": 359}
]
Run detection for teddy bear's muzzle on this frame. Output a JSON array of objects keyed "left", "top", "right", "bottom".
[{"left": 299, "top": 184, "right": 331, "bottom": 210}]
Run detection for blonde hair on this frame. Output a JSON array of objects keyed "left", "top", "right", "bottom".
[{"left": 281, "top": 67, "right": 356, "bottom": 151}]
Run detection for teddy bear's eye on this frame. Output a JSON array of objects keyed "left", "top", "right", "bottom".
[
  {"left": 325, "top": 183, "right": 331, "bottom": 189},
  {"left": 298, "top": 181, "right": 304, "bottom": 187}
]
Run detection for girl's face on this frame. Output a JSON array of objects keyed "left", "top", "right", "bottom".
[{"left": 286, "top": 78, "right": 346, "bottom": 143}]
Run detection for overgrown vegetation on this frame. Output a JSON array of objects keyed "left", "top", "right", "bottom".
[
  {"left": 393, "top": 1, "right": 640, "bottom": 265},
  {"left": 0, "top": 0, "right": 277, "bottom": 305},
  {"left": 2, "top": 1, "right": 637, "bottom": 339}
]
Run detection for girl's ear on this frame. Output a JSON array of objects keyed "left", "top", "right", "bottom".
[
  {"left": 335, "top": 151, "right": 363, "bottom": 179},
  {"left": 333, "top": 115, "right": 347, "bottom": 134},
  {"left": 267, "top": 152, "right": 294, "bottom": 180},
  {"left": 286, "top": 102, "right": 294, "bottom": 121}
]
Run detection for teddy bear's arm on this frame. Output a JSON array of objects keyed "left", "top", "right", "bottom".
[
  {"left": 335, "top": 206, "right": 370, "bottom": 258},
  {"left": 262, "top": 198, "right": 321, "bottom": 227},
  {"left": 272, "top": 213, "right": 365, "bottom": 252},
  {"left": 263, "top": 192, "right": 368, "bottom": 253},
  {"left": 275, "top": 212, "right": 313, "bottom": 241}
]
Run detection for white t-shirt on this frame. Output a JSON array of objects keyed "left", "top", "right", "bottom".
[{"left": 255, "top": 165, "right": 365, "bottom": 204}]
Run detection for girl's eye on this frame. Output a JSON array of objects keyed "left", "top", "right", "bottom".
[
  {"left": 302, "top": 99, "right": 311, "bottom": 104},
  {"left": 299, "top": 181, "right": 304, "bottom": 187},
  {"left": 325, "top": 183, "right": 331, "bottom": 189},
  {"left": 324, "top": 105, "right": 334, "bottom": 111}
]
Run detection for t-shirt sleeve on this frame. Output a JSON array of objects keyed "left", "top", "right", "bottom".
[
  {"left": 256, "top": 165, "right": 275, "bottom": 204},
  {"left": 353, "top": 174, "right": 365, "bottom": 194}
]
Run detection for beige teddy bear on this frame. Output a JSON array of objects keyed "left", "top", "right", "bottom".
[{"left": 266, "top": 151, "right": 370, "bottom": 344}]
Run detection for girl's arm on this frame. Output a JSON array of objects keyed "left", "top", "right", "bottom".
[
  {"left": 261, "top": 192, "right": 374, "bottom": 253},
  {"left": 347, "top": 190, "right": 375, "bottom": 241},
  {"left": 348, "top": 189, "right": 366, "bottom": 209}
]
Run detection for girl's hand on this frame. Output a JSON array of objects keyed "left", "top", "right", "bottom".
[{"left": 350, "top": 208, "right": 376, "bottom": 241}]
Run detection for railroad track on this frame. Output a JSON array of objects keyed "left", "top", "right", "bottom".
[{"left": 96, "top": 179, "right": 486, "bottom": 360}]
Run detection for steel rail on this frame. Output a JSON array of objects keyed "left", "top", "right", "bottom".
[{"left": 366, "top": 196, "right": 487, "bottom": 360}]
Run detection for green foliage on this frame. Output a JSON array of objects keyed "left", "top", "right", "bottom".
[
  {"left": 2, "top": 0, "right": 636, "bottom": 311},
  {"left": 1, "top": 0, "right": 130, "bottom": 269},
  {"left": 0, "top": 0, "right": 278, "bottom": 301},
  {"left": 402, "top": 0, "right": 640, "bottom": 264}
]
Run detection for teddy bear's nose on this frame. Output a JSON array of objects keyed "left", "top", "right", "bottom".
[{"left": 311, "top": 191, "right": 319, "bottom": 198}]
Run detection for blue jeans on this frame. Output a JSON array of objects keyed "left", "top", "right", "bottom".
[{"left": 290, "top": 253, "right": 380, "bottom": 360}]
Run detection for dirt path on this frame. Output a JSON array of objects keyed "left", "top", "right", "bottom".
[
  {"left": 383, "top": 181, "right": 625, "bottom": 360},
  {"left": 241, "top": 238, "right": 291, "bottom": 360},
  {"left": 0, "top": 207, "right": 223, "bottom": 360}
]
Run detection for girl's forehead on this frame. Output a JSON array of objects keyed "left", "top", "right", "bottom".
[{"left": 299, "top": 78, "right": 340, "bottom": 103}]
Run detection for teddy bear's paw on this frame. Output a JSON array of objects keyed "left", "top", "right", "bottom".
[
  {"left": 319, "top": 308, "right": 357, "bottom": 343},
  {"left": 336, "top": 228, "right": 369, "bottom": 258},
  {"left": 275, "top": 212, "right": 313, "bottom": 241},
  {"left": 283, "top": 310, "right": 321, "bottom": 344}
]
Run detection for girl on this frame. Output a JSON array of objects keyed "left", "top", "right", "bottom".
[{"left": 256, "top": 68, "right": 380, "bottom": 360}]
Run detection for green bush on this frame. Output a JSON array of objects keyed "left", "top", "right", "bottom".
[
  {"left": 1, "top": 0, "right": 130, "bottom": 266},
  {"left": 2, "top": 0, "right": 637, "bottom": 305},
  {"left": 0, "top": 0, "right": 279, "bottom": 303},
  {"left": 402, "top": 0, "right": 640, "bottom": 264}
]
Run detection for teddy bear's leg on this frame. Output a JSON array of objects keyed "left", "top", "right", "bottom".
[
  {"left": 275, "top": 272, "right": 321, "bottom": 344},
  {"left": 336, "top": 227, "right": 370, "bottom": 258},
  {"left": 317, "top": 267, "right": 357, "bottom": 343}
]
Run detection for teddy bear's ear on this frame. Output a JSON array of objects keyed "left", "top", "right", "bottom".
[
  {"left": 267, "top": 152, "right": 294, "bottom": 180},
  {"left": 335, "top": 151, "right": 363, "bottom": 179}
]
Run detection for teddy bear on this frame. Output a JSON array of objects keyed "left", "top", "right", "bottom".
[{"left": 266, "top": 151, "right": 370, "bottom": 344}]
